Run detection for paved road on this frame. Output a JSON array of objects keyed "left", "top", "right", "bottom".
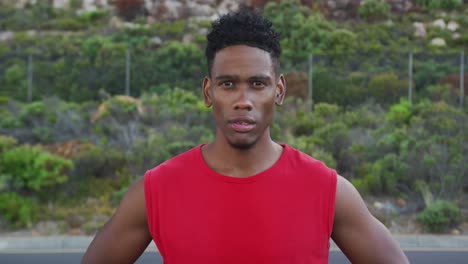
[{"left": 1, "top": 250, "right": 468, "bottom": 264}]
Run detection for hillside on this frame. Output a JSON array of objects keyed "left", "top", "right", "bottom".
[{"left": 0, "top": 0, "right": 466, "bottom": 236}]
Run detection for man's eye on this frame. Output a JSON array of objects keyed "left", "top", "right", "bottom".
[
  {"left": 252, "top": 81, "right": 265, "bottom": 88},
  {"left": 221, "top": 81, "right": 234, "bottom": 87}
]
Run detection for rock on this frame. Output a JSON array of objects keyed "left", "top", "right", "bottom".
[
  {"left": 326, "top": 0, "right": 360, "bottom": 20},
  {"left": 218, "top": 0, "right": 241, "bottom": 15},
  {"left": 13, "top": 0, "right": 32, "bottom": 8},
  {"left": 149, "top": 36, "right": 162, "bottom": 46},
  {"left": 447, "top": 21, "right": 459, "bottom": 32},
  {"left": 430, "top": 38, "right": 446, "bottom": 46},
  {"left": 151, "top": 0, "right": 184, "bottom": 21},
  {"left": 327, "top": 0, "right": 337, "bottom": 9},
  {"left": 68, "top": 228, "right": 84, "bottom": 236},
  {"left": 123, "top": 22, "right": 138, "bottom": 29},
  {"left": 109, "top": 16, "right": 124, "bottom": 28},
  {"left": 0, "top": 31, "right": 14, "bottom": 42},
  {"left": 67, "top": 215, "right": 86, "bottom": 228},
  {"left": 35, "top": 221, "right": 62, "bottom": 236},
  {"left": 195, "top": 0, "right": 216, "bottom": 4},
  {"left": 413, "top": 22, "right": 427, "bottom": 38},
  {"left": 26, "top": 30, "right": 37, "bottom": 37},
  {"left": 438, "top": 11, "right": 447, "bottom": 18},
  {"left": 334, "top": 0, "right": 350, "bottom": 9},
  {"left": 82, "top": 0, "right": 98, "bottom": 12},
  {"left": 374, "top": 201, "right": 384, "bottom": 210},
  {"left": 396, "top": 198, "right": 407, "bottom": 208},
  {"left": 182, "top": 33, "right": 193, "bottom": 44},
  {"left": 53, "top": 0, "right": 69, "bottom": 9},
  {"left": 432, "top": 19, "right": 446, "bottom": 29},
  {"left": 452, "top": 33, "right": 461, "bottom": 40},
  {"left": 187, "top": 2, "right": 214, "bottom": 17},
  {"left": 332, "top": 10, "right": 348, "bottom": 21},
  {"left": 451, "top": 229, "right": 460, "bottom": 235}
]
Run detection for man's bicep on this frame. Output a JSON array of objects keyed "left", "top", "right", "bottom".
[
  {"left": 331, "top": 176, "right": 408, "bottom": 264},
  {"left": 82, "top": 178, "right": 152, "bottom": 264}
]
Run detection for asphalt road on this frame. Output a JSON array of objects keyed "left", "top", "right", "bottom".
[{"left": 1, "top": 250, "right": 467, "bottom": 264}]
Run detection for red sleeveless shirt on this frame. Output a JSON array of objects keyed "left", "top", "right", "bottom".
[{"left": 144, "top": 144, "right": 337, "bottom": 263}]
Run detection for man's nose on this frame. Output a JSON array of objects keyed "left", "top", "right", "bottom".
[{"left": 233, "top": 88, "right": 253, "bottom": 111}]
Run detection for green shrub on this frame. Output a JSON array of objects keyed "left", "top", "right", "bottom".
[
  {"left": 52, "top": 18, "right": 86, "bottom": 30},
  {"left": 361, "top": 154, "right": 409, "bottom": 195},
  {"left": 368, "top": 73, "right": 408, "bottom": 104},
  {"left": 1, "top": 145, "right": 72, "bottom": 192},
  {"left": 112, "top": 185, "right": 129, "bottom": 206},
  {"left": 386, "top": 99, "right": 412, "bottom": 126},
  {"left": 71, "top": 145, "right": 126, "bottom": 179},
  {"left": 415, "top": 0, "right": 462, "bottom": 11},
  {"left": 0, "top": 135, "right": 18, "bottom": 154},
  {"left": 0, "top": 96, "right": 10, "bottom": 104},
  {"left": 417, "top": 200, "right": 463, "bottom": 232},
  {"left": 358, "top": 0, "right": 391, "bottom": 21},
  {"left": 0, "top": 192, "right": 37, "bottom": 228}
]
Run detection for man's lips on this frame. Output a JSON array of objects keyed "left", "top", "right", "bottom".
[{"left": 229, "top": 117, "right": 256, "bottom": 133}]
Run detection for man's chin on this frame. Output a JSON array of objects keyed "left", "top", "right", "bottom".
[{"left": 227, "top": 139, "right": 257, "bottom": 150}]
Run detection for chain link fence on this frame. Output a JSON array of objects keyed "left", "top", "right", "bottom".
[{"left": 0, "top": 49, "right": 465, "bottom": 108}]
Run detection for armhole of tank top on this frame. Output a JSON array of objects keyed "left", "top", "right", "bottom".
[
  {"left": 327, "top": 169, "right": 338, "bottom": 239},
  {"left": 143, "top": 170, "right": 154, "bottom": 238}
]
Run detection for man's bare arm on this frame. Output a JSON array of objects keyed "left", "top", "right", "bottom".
[
  {"left": 332, "top": 176, "right": 409, "bottom": 264},
  {"left": 81, "top": 178, "right": 152, "bottom": 264}
]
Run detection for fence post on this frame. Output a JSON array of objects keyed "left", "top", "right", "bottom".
[
  {"left": 125, "top": 48, "right": 131, "bottom": 96},
  {"left": 27, "top": 54, "right": 33, "bottom": 103},
  {"left": 461, "top": 50, "right": 465, "bottom": 108},
  {"left": 408, "top": 52, "right": 413, "bottom": 105},
  {"left": 308, "top": 54, "right": 313, "bottom": 112}
]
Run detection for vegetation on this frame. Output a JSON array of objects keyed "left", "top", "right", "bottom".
[
  {"left": 0, "top": 0, "right": 466, "bottom": 233},
  {"left": 417, "top": 200, "right": 463, "bottom": 232}
]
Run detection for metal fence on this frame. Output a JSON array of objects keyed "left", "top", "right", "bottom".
[{"left": 0, "top": 49, "right": 465, "bottom": 109}]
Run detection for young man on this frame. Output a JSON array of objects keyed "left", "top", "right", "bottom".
[{"left": 82, "top": 9, "right": 409, "bottom": 264}]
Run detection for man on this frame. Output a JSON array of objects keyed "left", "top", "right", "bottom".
[{"left": 82, "top": 8, "right": 409, "bottom": 264}]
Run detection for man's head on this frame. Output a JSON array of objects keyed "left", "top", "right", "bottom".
[
  {"left": 203, "top": 8, "right": 286, "bottom": 150},
  {"left": 205, "top": 8, "right": 281, "bottom": 78}
]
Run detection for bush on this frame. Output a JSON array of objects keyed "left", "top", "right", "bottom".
[
  {"left": 1, "top": 145, "right": 73, "bottom": 192},
  {"left": 415, "top": 0, "right": 462, "bottom": 11},
  {"left": 0, "top": 135, "right": 18, "bottom": 154},
  {"left": 417, "top": 200, "right": 463, "bottom": 233},
  {"left": 71, "top": 145, "right": 126, "bottom": 180},
  {"left": 0, "top": 192, "right": 37, "bottom": 228},
  {"left": 386, "top": 99, "right": 412, "bottom": 126},
  {"left": 358, "top": 0, "right": 391, "bottom": 21},
  {"left": 368, "top": 73, "right": 407, "bottom": 105},
  {"left": 360, "top": 153, "right": 408, "bottom": 195}
]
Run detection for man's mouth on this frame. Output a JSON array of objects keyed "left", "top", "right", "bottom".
[{"left": 229, "top": 119, "right": 256, "bottom": 133}]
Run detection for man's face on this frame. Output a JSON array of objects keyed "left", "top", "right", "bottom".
[{"left": 203, "top": 45, "right": 286, "bottom": 150}]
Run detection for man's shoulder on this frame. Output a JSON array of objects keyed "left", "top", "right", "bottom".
[
  {"left": 284, "top": 144, "right": 333, "bottom": 172},
  {"left": 145, "top": 144, "right": 202, "bottom": 179}
]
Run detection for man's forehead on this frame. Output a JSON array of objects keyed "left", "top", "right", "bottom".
[{"left": 211, "top": 45, "right": 275, "bottom": 78}]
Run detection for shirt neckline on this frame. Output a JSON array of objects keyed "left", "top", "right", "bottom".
[{"left": 196, "top": 143, "right": 289, "bottom": 184}]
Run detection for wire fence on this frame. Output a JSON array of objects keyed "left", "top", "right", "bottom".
[{"left": 0, "top": 49, "right": 466, "bottom": 108}]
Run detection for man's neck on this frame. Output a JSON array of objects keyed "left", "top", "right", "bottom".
[{"left": 201, "top": 134, "right": 283, "bottom": 178}]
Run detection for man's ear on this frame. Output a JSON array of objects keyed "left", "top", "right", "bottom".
[
  {"left": 275, "top": 74, "right": 286, "bottom": 106},
  {"left": 202, "top": 76, "right": 212, "bottom": 107}
]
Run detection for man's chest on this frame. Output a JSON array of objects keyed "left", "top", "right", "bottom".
[{"left": 156, "top": 182, "right": 330, "bottom": 260}]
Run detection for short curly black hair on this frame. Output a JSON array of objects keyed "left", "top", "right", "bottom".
[{"left": 205, "top": 7, "right": 281, "bottom": 77}]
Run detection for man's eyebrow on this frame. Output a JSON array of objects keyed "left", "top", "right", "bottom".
[
  {"left": 214, "top": 75, "right": 273, "bottom": 82},
  {"left": 215, "top": 75, "right": 239, "bottom": 80},
  {"left": 248, "top": 75, "right": 272, "bottom": 81}
]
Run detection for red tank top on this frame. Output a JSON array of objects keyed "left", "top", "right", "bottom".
[{"left": 144, "top": 144, "right": 337, "bottom": 263}]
